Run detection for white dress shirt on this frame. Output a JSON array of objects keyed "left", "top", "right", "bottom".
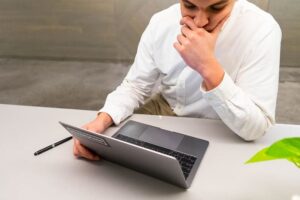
[{"left": 100, "top": 0, "right": 282, "bottom": 141}]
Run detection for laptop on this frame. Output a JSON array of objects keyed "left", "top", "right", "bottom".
[{"left": 59, "top": 120, "right": 209, "bottom": 189}]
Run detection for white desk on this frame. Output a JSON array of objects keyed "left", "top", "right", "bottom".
[{"left": 1, "top": 104, "right": 299, "bottom": 200}]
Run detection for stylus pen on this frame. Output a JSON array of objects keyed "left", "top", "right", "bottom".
[{"left": 34, "top": 136, "right": 73, "bottom": 156}]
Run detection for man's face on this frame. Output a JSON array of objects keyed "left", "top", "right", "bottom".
[{"left": 179, "top": 0, "right": 235, "bottom": 32}]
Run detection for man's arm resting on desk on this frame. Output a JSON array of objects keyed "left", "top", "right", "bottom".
[{"left": 73, "top": 112, "right": 113, "bottom": 160}]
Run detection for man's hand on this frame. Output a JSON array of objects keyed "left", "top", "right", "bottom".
[
  {"left": 73, "top": 112, "right": 113, "bottom": 161},
  {"left": 174, "top": 15, "right": 229, "bottom": 90}
]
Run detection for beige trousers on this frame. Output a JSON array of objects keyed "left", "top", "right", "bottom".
[{"left": 134, "top": 93, "right": 177, "bottom": 116}]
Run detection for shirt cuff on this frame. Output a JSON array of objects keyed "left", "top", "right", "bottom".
[
  {"left": 99, "top": 106, "right": 124, "bottom": 126},
  {"left": 200, "top": 72, "right": 239, "bottom": 107}
]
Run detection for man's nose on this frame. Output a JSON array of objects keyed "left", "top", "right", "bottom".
[{"left": 193, "top": 11, "right": 209, "bottom": 28}]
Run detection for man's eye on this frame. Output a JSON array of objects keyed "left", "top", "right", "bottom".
[
  {"left": 184, "top": 3, "right": 196, "bottom": 10},
  {"left": 210, "top": 5, "right": 226, "bottom": 12}
]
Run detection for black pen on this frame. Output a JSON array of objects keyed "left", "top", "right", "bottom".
[{"left": 34, "top": 136, "right": 73, "bottom": 156}]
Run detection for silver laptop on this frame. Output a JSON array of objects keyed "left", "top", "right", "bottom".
[{"left": 59, "top": 120, "right": 209, "bottom": 189}]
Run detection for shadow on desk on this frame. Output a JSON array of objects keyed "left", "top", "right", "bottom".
[{"left": 87, "top": 159, "right": 187, "bottom": 194}]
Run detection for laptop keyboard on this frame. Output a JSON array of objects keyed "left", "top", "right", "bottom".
[{"left": 115, "top": 134, "right": 197, "bottom": 179}]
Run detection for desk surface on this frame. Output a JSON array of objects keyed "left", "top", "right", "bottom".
[{"left": 1, "top": 104, "right": 300, "bottom": 200}]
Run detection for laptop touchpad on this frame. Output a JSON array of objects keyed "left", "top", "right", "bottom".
[{"left": 139, "top": 126, "right": 184, "bottom": 150}]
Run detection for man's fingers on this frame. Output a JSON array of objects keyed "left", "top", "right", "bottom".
[
  {"left": 74, "top": 124, "right": 101, "bottom": 160},
  {"left": 73, "top": 139, "right": 80, "bottom": 156},
  {"left": 181, "top": 25, "right": 193, "bottom": 38},
  {"left": 174, "top": 42, "right": 182, "bottom": 52},
  {"left": 177, "top": 34, "right": 188, "bottom": 45},
  {"left": 180, "top": 16, "right": 197, "bottom": 31},
  {"left": 77, "top": 144, "right": 100, "bottom": 161},
  {"left": 73, "top": 139, "right": 100, "bottom": 161}
]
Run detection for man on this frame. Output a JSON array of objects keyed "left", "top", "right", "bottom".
[{"left": 74, "top": 0, "right": 281, "bottom": 160}]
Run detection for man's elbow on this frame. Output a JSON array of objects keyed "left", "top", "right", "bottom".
[{"left": 238, "top": 116, "right": 272, "bottom": 141}]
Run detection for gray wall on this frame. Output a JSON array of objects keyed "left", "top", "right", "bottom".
[
  {"left": 269, "top": 0, "right": 300, "bottom": 67},
  {"left": 0, "top": 0, "right": 178, "bottom": 61},
  {"left": 0, "top": 0, "right": 299, "bottom": 67}
]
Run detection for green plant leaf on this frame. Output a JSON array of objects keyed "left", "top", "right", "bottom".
[
  {"left": 266, "top": 137, "right": 300, "bottom": 158},
  {"left": 246, "top": 147, "right": 278, "bottom": 164},
  {"left": 246, "top": 137, "right": 300, "bottom": 168},
  {"left": 288, "top": 156, "right": 300, "bottom": 168}
]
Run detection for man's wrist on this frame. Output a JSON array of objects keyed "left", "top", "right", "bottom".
[
  {"left": 198, "top": 59, "right": 224, "bottom": 91},
  {"left": 96, "top": 112, "right": 113, "bottom": 130}
]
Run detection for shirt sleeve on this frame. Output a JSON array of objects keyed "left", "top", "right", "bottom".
[
  {"left": 201, "top": 21, "right": 282, "bottom": 141},
  {"left": 99, "top": 15, "right": 160, "bottom": 125}
]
